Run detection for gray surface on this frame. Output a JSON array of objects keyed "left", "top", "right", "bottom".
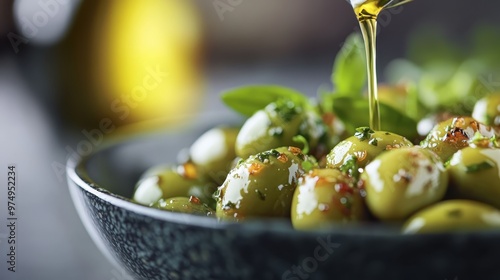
[{"left": 0, "top": 54, "right": 331, "bottom": 280}]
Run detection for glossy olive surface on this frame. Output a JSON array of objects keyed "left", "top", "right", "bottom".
[
  {"left": 362, "top": 147, "right": 448, "bottom": 221},
  {"left": 447, "top": 146, "right": 500, "bottom": 209},
  {"left": 420, "top": 116, "right": 497, "bottom": 162},
  {"left": 132, "top": 164, "right": 216, "bottom": 208},
  {"left": 472, "top": 93, "right": 500, "bottom": 127},
  {"left": 189, "top": 126, "right": 239, "bottom": 185},
  {"left": 403, "top": 200, "right": 500, "bottom": 234},
  {"left": 69, "top": 112, "right": 500, "bottom": 280},
  {"left": 215, "top": 146, "right": 309, "bottom": 221},
  {"left": 151, "top": 196, "right": 214, "bottom": 216},
  {"left": 291, "top": 168, "right": 366, "bottom": 230},
  {"left": 326, "top": 128, "right": 413, "bottom": 171},
  {"left": 235, "top": 100, "right": 327, "bottom": 159}
]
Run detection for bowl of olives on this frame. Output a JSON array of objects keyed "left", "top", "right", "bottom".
[
  {"left": 67, "top": 32, "right": 500, "bottom": 279},
  {"left": 67, "top": 89, "right": 500, "bottom": 280}
]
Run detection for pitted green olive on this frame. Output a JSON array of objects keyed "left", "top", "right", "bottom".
[
  {"left": 326, "top": 128, "right": 413, "bottom": 173},
  {"left": 189, "top": 126, "right": 239, "bottom": 185},
  {"left": 235, "top": 99, "right": 327, "bottom": 159},
  {"left": 362, "top": 147, "right": 448, "bottom": 221},
  {"left": 291, "top": 169, "right": 366, "bottom": 230},
  {"left": 133, "top": 163, "right": 217, "bottom": 209},
  {"left": 447, "top": 146, "right": 500, "bottom": 208},
  {"left": 215, "top": 146, "right": 312, "bottom": 221},
  {"left": 403, "top": 200, "right": 500, "bottom": 234},
  {"left": 472, "top": 93, "right": 500, "bottom": 128},
  {"left": 420, "top": 116, "right": 497, "bottom": 162},
  {"left": 151, "top": 196, "right": 214, "bottom": 216}
]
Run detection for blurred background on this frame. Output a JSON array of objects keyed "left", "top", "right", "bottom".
[{"left": 0, "top": 0, "right": 499, "bottom": 279}]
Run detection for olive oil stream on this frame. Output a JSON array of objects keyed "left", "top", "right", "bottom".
[{"left": 349, "top": 0, "right": 411, "bottom": 130}]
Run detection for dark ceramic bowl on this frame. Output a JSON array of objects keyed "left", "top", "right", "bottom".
[{"left": 67, "top": 112, "right": 500, "bottom": 280}]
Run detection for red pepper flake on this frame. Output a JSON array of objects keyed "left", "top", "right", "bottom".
[
  {"left": 277, "top": 153, "right": 288, "bottom": 163},
  {"left": 248, "top": 163, "right": 264, "bottom": 175},
  {"left": 288, "top": 146, "right": 302, "bottom": 156},
  {"left": 445, "top": 128, "right": 468, "bottom": 144},
  {"left": 189, "top": 196, "right": 201, "bottom": 204}
]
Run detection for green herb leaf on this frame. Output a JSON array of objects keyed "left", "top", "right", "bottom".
[
  {"left": 465, "top": 161, "right": 494, "bottom": 173},
  {"left": 331, "top": 96, "right": 418, "bottom": 140},
  {"left": 340, "top": 155, "right": 360, "bottom": 180},
  {"left": 332, "top": 33, "right": 367, "bottom": 96},
  {"left": 221, "top": 85, "right": 309, "bottom": 117},
  {"left": 354, "top": 127, "right": 375, "bottom": 141}
]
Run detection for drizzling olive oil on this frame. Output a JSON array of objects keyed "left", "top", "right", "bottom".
[{"left": 349, "top": 0, "right": 411, "bottom": 130}]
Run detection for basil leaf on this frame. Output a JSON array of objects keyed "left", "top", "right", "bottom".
[
  {"left": 332, "top": 33, "right": 366, "bottom": 96},
  {"left": 221, "top": 85, "right": 308, "bottom": 117},
  {"left": 331, "top": 96, "right": 418, "bottom": 140}
]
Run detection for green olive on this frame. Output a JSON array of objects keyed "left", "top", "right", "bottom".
[
  {"left": 189, "top": 126, "right": 239, "bottom": 185},
  {"left": 133, "top": 164, "right": 217, "bottom": 209},
  {"left": 447, "top": 146, "right": 500, "bottom": 208},
  {"left": 215, "top": 146, "right": 311, "bottom": 221},
  {"left": 362, "top": 147, "right": 448, "bottom": 221},
  {"left": 472, "top": 93, "right": 500, "bottom": 127},
  {"left": 291, "top": 169, "right": 366, "bottom": 230},
  {"left": 235, "top": 99, "right": 327, "bottom": 159},
  {"left": 402, "top": 200, "right": 500, "bottom": 234},
  {"left": 151, "top": 196, "right": 214, "bottom": 216},
  {"left": 420, "top": 116, "right": 497, "bottom": 162},
  {"left": 326, "top": 128, "right": 413, "bottom": 172}
]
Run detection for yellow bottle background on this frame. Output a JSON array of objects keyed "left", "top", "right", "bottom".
[{"left": 57, "top": 0, "right": 203, "bottom": 129}]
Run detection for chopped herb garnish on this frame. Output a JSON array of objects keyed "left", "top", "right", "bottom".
[
  {"left": 465, "top": 161, "right": 494, "bottom": 173},
  {"left": 368, "top": 138, "right": 378, "bottom": 146},
  {"left": 340, "top": 155, "right": 360, "bottom": 180},
  {"left": 468, "top": 132, "right": 499, "bottom": 148},
  {"left": 256, "top": 149, "right": 281, "bottom": 162},
  {"left": 256, "top": 153, "right": 269, "bottom": 162},
  {"left": 223, "top": 202, "right": 236, "bottom": 210},
  {"left": 212, "top": 188, "right": 221, "bottom": 199},
  {"left": 272, "top": 99, "right": 302, "bottom": 122},
  {"left": 354, "top": 127, "right": 375, "bottom": 141},
  {"left": 270, "top": 149, "right": 281, "bottom": 157}
]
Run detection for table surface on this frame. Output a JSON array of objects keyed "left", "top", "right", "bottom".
[{"left": 0, "top": 53, "right": 332, "bottom": 280}]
